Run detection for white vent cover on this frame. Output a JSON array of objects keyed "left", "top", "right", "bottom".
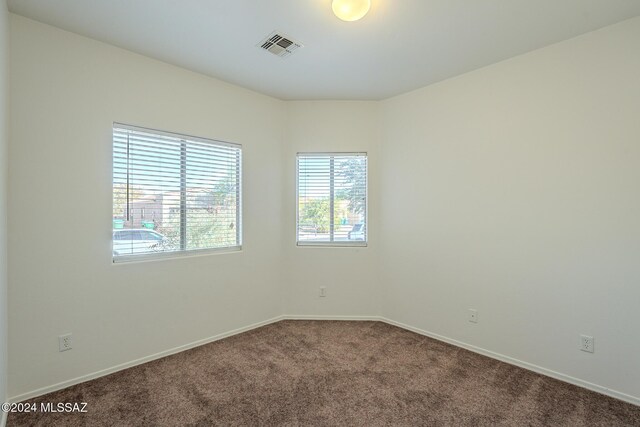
[{"left": 258, "top": 31, "right": 303, "bottom": 58}]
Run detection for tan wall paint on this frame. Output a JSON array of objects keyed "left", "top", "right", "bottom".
[
  {"left": 8, "top": 15, "right": 286, "bottom": 397},
  {"left": 0, "top": 0, "right": 8, "bottom": 410},
  {"left": 283, "top": 101, "right": 381, "bottom": 317},
  {"left": 380, "top": 16, "right": 640, "bottom": 400}
]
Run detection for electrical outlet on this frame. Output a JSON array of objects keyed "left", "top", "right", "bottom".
[
  {"left": 58, "top": 333, "right": 73, "bottom": 352},
  {"left": 580, "top": 335, "right": 594, "bottom": 353},
  {"left": 468, "top": 309, "right": 478, "bottom": 323},
  {"left": 319, "top": 286, "right": 327, "bottom": 297}
]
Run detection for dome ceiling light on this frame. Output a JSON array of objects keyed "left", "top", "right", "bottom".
[{"left": 332, "top": 0, "right": 371, "bottom": 22}]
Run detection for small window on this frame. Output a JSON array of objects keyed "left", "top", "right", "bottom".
[
  {"left": 296, "top": 153, "right": 367, "bottom": 246},
  {"left": 113, "top": 124, "right": 242, "bottom": 262}
]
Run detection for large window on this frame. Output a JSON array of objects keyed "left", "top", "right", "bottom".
[
  {"left": 113, "top": 124, "right": 241, "bottom": 262},
  {"left": 296, "top": 153, "right": 367, "bottom": 246}
]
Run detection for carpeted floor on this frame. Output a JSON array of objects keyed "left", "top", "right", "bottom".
[{"left": 8, "top": 320, "right": 640, "bottom": 426}]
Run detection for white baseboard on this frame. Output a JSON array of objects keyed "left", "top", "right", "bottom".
[
  {"left": 282, "top": 314, "right": 383, "bottom": 321},
  {"left": 9, "top": 315, "right": 285, "bottom": 403},
  {"left": 9, "top": 314, "right": 640, "bottom": 408},
  {"left": 378, "top": 317, "right": 640, "bottom": 407},
  {"left": 1, "top": 408, "right": 7, "bottom": 427}
]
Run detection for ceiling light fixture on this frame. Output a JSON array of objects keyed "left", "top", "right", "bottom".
[{"left": 332, "top": 0, "right": 371, "bottom": 22}]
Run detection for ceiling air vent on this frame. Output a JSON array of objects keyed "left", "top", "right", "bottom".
[{"left": 258, "top": 31, "right": 303, "bottom": 58}]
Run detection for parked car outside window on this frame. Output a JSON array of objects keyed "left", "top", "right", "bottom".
[
  {"left": 113, "top": 229, "right": 167, "bottom": 256},
  {"left": 347, "top": 223, "right": 365, "bottom": 240}
]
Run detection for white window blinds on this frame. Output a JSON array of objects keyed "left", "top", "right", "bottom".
[
  {"left": 113, "top": 124, "right": 241, "bottom": 262},
  {"left": 296, "top": 153, "right": 367, "bottom": 246}
]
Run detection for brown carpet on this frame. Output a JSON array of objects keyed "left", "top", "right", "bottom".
[{"left": 8, "top": 320, "right": 640, "bottom": 426}]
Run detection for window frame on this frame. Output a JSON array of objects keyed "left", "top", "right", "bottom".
[
  {"left": 295, "top": 152, "right": 368, "bottom": 248},
  {"left": 112, "top": 123, "right": 243, "bottom": 263}
]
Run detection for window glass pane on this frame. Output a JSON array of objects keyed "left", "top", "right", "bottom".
[
  {"left": 113, "top": 125, "right": 242, "bottom": 261},
  {"left": 185, "top": 142, "right": 239, "bottom": 251},
  {"left": 334, "top": 156, "right": 367, "bottom": 242},
  {"left": 298, "top": 156, "right": 331, "bottom": 242},
  {"left": 297, "top": 153, "right": 367, "bottom": 246}
]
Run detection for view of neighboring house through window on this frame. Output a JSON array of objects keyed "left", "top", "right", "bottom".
[
  {"left": 296, "top": 153, "right": 367, "bottom": 245},
  {"left": 113, "top": 124, "right": 241, "bottom": 261}
]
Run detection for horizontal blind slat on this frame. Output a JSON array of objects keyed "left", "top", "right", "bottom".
[
  {"left": 113, "top": 125, "right": 242, "bottom": 260},
  {"left": 296, "top": 153, "right": 367, "bottom": 245}
]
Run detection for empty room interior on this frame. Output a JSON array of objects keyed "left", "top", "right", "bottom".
[{"left": 0, "top": 0, "right": 639, "bottom": 425}]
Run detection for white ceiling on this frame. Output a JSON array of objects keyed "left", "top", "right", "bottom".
[{"left": 8, "top": 0, "right": 640, "bottom": 100}]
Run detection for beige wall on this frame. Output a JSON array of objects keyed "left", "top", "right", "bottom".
[
  {"left": 0, "top": 0, "right": 8, "bottom": 411},
  {"left": 283, "top": 101, "right": 381, "bottom": 317},
  {"left": 8, "top": 15, "right": 286, "bottom": 398},
  {"left": 380, "top": 16, "right": 640, "bottom": 400}
]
